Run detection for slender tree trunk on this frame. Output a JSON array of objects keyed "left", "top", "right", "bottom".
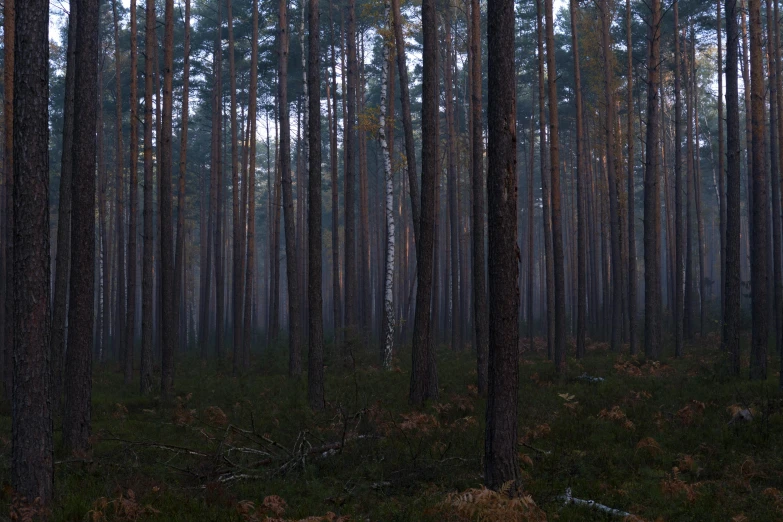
[
  {"left": 545, "top": 0, "right": 565, "bottom": 371},
  {"left": 112, "top": 0, "right": 126, "bottom": 387},
  {"left": 125, "top": 0, "right": 139, "bottom": 384},
  {"left": 65, "top": 0, "right": 99, "bottom": 453},
  {"left": 625, "top": 0, "right": 637, "bottom": 354},
  {"left": 775, "top": 0, "right": 783, "bottom": 388},
  {"left": 570, "top": 0, "right": 586, "bottom": 358},
  {"left": 329, "top": 0, "right": 341, "bottom": 341},
  {"left": 484, "top": 0, "right": 520, "bottom": 490},
  {"left": 380, "top": 0, "right": 395, "bottom": 369},
  {"left": 391, "top": 0, "right": 419, "bottom": 243},
  {"left": 228, "top": 0, "right": 243, "bottom": 374},
  {"left": 344, "top": 0, "right": 358, "bottom": 336},
  {"left": 140, "top": 0, "right": 155, "bottom": 394},
  {"left": 410, "top": 0, "right": 439, "bottom": 405},
  {"left": 174, "top": 0, "right": 190, "bottom": 361},
  {"left": 307, "top": 0, "right": 325, "bottom": 408},
  {"left": 244, "top": 0, "right": 259, "bottom": 375},
  {"left": 12, "top": 0, "right": 53, "bottom": 503},
  {"left": 3, "top": 0, "right": 14, "bottom": 401},
  {"left": 279, "top": 0, "right": 302, "bottom": 376},
  {"left": 644, "top": 0, "right": 662, "bottom": 359},
  {"left": 600, "top": 0, "right": 622, "bottom": 353},
  {"left": 749, "top": 0, "right": 768, "bottom": 380},
  {"left": 673, "top": 2, "right": 684, "bottom": 356},
  {"left": 536, "top": 0, "right": 553, "bottom": 359},
  {"left": 51, "top": 2, "right": 77, "bottom": 412},
  {"left": 471, "top": 0, "right": 488, "bottom": 393}
]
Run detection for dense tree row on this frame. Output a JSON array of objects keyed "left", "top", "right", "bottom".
[{"left": 1, "top": 0, "right": 782, "bottom": 503}]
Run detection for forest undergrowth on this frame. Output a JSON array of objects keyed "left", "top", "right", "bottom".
[{"left": 3, "top": 334, "right": 783, "bottom": 521}]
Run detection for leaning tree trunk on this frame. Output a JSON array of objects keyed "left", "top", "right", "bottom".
[
  {"left": 484, "top": 0, "right": 520, "bottom": 491},
  {"left": 12, "top": 0, "right": 54, "bottom": 504}
]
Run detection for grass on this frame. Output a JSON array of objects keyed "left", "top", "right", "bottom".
[{"left": 3, "top": 334, "right": 783, "bottom": 521}]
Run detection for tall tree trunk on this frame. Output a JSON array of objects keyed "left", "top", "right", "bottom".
[
  {"left": 600, "top": 0, "right": 622, "bottom": 353},
  {"left": 625, "top": 0, "right": 637, "bottom": 354},
  {"left": 51, "top": 2, "right": 77, "bottom": 412},
  {"left": 174, "top": 0, "right": 190, "bottom": 360},
  {"left": 644, "top": 0, "right": 662, "bottom": 359},
  {"left": 749, "top": 0, "right": 768, "bottom": 380},
  {"left": 445, "top": 5, "right": 461, "bottom": 352},
  {"left": 717, "top": 0, "right": 726, "bottom": 328},
  {"left": 484, "top": 0, "right": 520, "bottom": 490},
  {"left": 307, "top": 0, "right": 324, "bottom": 408},
  {"left": 126, "top": 0, "right": 139, "bottom": 384},
  {"left": 140, "top": 0, "right": 155, "bottom": 394},
  {"left": 228, "top": 0, "right": 243, "bottom": 374},
  {"left": 471, "top": 0, "right": 488, "bottom": 393},
  {"left": 536, "top": 0, "right": 553, "bottom": 359},
  {"left": 409, "top": 0, "right": 439, "bottom": 405},
  {"left": 766, "top": 0, "right": 782, "bottom": 360},
  {"left": 685, "top": 27, "right": 695, "bottom": 342},
  {"left": 380, "top": 0, "right": 395, "bottom": 369},
  {"left": 3, "top": 0, "right": 14, "bottom": 401},
  {"left": 329, "top": 0, "right": 341, "bottom": 340},
  {"left": 391, "top": 0, "right": 419, "bottom": 243},
  {"left": 159, "top": 0, "right": 175, "bottom": 397},
  {"left": 244, "top": 0, "right": 259, "bottom": 377},
  {"left": 570, "top": 0, "right": 586, "bottom": 358},
  {"left": 673, "top": 1, "right": 683, "bottom": 356},
  {"left": 692, "top": 33, "right": 706, "bottom": 339},
  {"left": 65, "top": 0, "right": 98, "bottom": 453},
  {"left": 214, "top": 0, "right": 224, "bottom": 359},
  {"left": 279, "top": 0, "right": 302, "bottom": 376},
  {"left": 775, "top": 0, "right": 783, "bottom": 388},
  {"left": 344, "top": 0, "right": 358, "bottom": 335},
  {"left": 12, "top": 0, "right": 53, "bottom": 503},
  {"left": 545, "top": 0, "right": 565, "bottom": 372},
  {"left": 112, "top": 0, "right": 126, "bottom": 387}
]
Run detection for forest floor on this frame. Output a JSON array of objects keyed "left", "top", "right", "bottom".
[{"left": 3, "top": 333, "right": 783, "bottom": 521}]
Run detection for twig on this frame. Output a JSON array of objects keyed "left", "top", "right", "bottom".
[{"left": 560, "top": 488, "right": 631, "bottom": 517}]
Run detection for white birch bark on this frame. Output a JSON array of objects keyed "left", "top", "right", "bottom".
[{"left": 379, "top": 0, "right": 395, "bottom": 369}]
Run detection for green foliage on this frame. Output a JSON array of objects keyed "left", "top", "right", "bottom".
[{"left": 2, "top": 339, "right": 783, "bottom": 520}]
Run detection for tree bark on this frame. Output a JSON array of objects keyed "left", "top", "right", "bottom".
[
  {"left": 748, "top": 0, "right": 768, "bottom": 380},
  {"left": 279, "top": 0, "right": 302, "bottom": 376},
  {"left": 51, "top": 2, "right": 77, "bottom": 413},
  {"left": 445, "top": 5, "right": 461, "bottom": 353},
  {"left": 140, "top": 0, "right": 155, "bottom": 394},
  {"left": 644, "top": 0, "right": 662, "bottom": 359},
  {"left": 471, "top": 0, "right": 488, "bottom": 394},
  {"left": 484, "top": 0, "right": 520, "bottom": 490},
  {"left": 329, "top": 0, "right": 341, "bottom": 340},
  {"left": 65, "top": 0, "right": 98, "bottom": 453},
  {"left": 3, "top": 0, "right": 14, "bottom": 401},
  {"left": 380, "top": 0, "right": 395, "bottom": 370},
  {"left": 126, "top": 0, "right": 139, "bottom": 385},
  {"left": 625, "top": 0, "right": 637, "bottom": 355},
  {"left": 344, "top": 0, "right": 358, "bottom": 335},
  {"left": 112, "top": 0, "right": 126, "bottom": 388},
  {"left": 228, "top": 0, "right": 243, "bottom": 374},
  {"left": 12, "top": 0, "right": 54, "bottom": 503},
  {"left": 409, "top": 0, "right": 439, "bottom": 405},
  {"left": 545, "top": 0, "right": 565, "bottom": 372},
  {"left": 724, "top": 0, "right": 742, "bottom": 373}
]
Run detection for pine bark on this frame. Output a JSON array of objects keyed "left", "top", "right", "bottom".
[
  {"left": 51, "top": 2, "right": 77, "bottom": 412},
  {"left": 112, "top": 0, "right": 126, "bottom": 386},
  {"left": 545, "top": 0, "right": 565, "bottom": 371},
  {"left": 625, "top": 0, "right": 637, "bottom": 354},
  {"left": 380, "top": 0, "right": 395, "bottom": 369},
  {"left": 471, "top": 0, "right": 488, "bottom": 393},
  {"left": 445, "top": 6, "right": 461, "bottom": 352},
  {"left": 140, "top": 0, "right": 155, "bottom": 394},
  {"left": 644, "top": 0, "right": 662, "bottom": 359},
  {"left": 717, "top": 0, "right": 726, "bottom": 326},
  {"left": 409, "top": 0, "right": 439, "bottom": 405},
  {"left": 307, "top": 0, "right": 325, "bottom": 408},
  {"left": 12, "top": 0, "right": 54, "bottom": 503},
  {"left": 484, "top": 0, "right": 520, "bottom": 490},
  {"left": 228, "top": 0, "right": 243, "bottom": 374},
  {"left": 3, "top": 0, "right": 14, "bottom": 401},
  {"left": 329, "top": 0, "right": 341, "bottom": 339},
  {"left": 344, "top": 0, "right": 358, "bottom": 334},
  {"left": 748, "top": 0, "right": 768, "bottom": 380},
  {"left": 126, "top": 0, "right": 139, "bottom": 384},
  {"left": 65, "top": 0, "right": 99, "bottom": 452}
]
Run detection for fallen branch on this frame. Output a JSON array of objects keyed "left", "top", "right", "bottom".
[
  {"left": 560, "top": 488, "right": 631, "bottom": 517},
  {"left": 520, "top": 442, "right": 551, "bottom": 455}
]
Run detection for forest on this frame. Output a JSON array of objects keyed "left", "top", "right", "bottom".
[{"left": 2, "top": 0, "right": 783, "bottom": 518}]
